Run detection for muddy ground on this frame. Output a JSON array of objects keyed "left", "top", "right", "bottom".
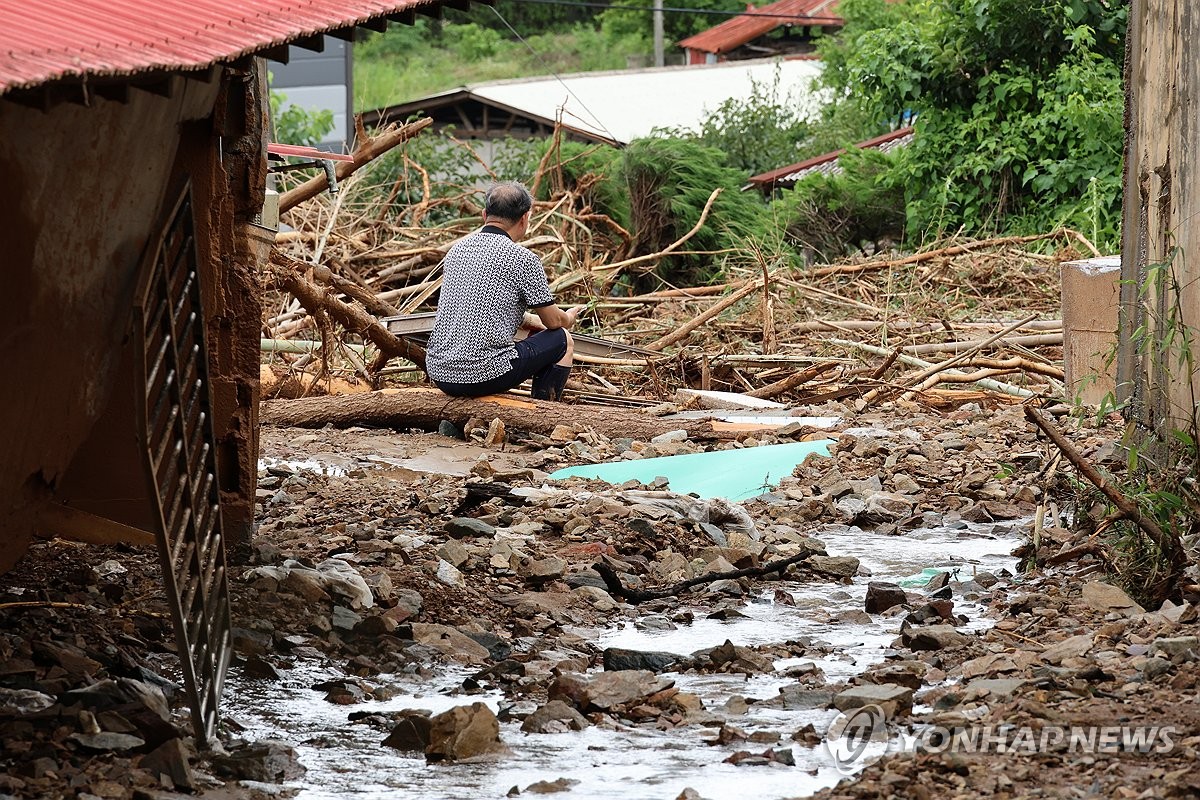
[{"left": 2, "top": 400, "right": 1197, "bottom": 799}]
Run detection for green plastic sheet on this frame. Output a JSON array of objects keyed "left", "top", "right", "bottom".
[{"left": 548, "top": 440, "right": 834, "bottom": 501}]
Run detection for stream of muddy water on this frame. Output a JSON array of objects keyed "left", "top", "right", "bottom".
[{"left": 224, "top": 519, "right": 1022, "bottom": 800}]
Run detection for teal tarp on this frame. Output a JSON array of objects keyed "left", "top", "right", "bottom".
[{"left": 548, "top": 440, "right": 834, "bottom": 501}]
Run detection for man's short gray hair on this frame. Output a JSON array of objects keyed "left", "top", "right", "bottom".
[{"left": 484, "top": 181, "right": 533, "bottom": 222}]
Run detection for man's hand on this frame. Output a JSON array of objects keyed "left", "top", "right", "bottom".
[{"left": 563, "top": 305, "right": 584, "bottom": 327}]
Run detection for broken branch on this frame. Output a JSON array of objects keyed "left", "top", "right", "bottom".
[{"left": 1025, "top": 407, "right": 1185, "bottom": 569}]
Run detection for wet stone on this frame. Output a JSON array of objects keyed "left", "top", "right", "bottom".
[
  {"left": 445, "top": 518, "right": 496, "bottom": 539},
  {"left": 138, "top": 739, "right": 195, "bottom": 792},
  {"left": 809, "top": 555, "right": 860, "bottom": 578},
  {"left": 833, "top": 683, "right": 914, "bottom": 718},
  {"left": 240, "top": 656, "right": 283, "bottom": 681},
  {"left": 925, "top": 571, "right": 951, "bottom": 591},
  {"left": 602, "top": 647, "right": 682, "bottom": 673},
  {"left": 462, "top": 630, "right": 512, "bottom": 661},
  {"left": 211, "top": 739, "right": 306, "bottom": 783},
  {"left": 634, "top": 614, "right": 677, "bottom": 632},
  {"left": 520, "top": 700, "right": 589, "bottom": 733},
  {"left": 525, "top": 777, "right": 579, "bottom": 794},
  {"left": 382, "top": 711, "right": 432, "bottom": 751},
  {"left": 865, "top": 582, "right": 909, "bottom": 614},
  {"left": 426, "top": 702, "right": 506, "bottom": 762},
  {"left": 903, "top": 625, "right": 973, "bottom": 651}
]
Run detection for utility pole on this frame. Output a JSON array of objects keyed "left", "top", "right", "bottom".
[{"left": 653, "top": 0, "right": 664, "bottom": 67}]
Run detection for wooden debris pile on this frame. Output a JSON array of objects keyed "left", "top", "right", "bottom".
[{"left": 264, "top": 118, "right": 1096, "bottom": 411}]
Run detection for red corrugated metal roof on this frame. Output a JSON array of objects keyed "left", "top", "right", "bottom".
[
  {"left": 746, "top": 126, "right": 914, "bottom": 190},
  {"left": 0, "top": 0, "right": 446, "bottom": 95},
  {"left": 678, "top": 0, "right": 841, "bottom": 55}
]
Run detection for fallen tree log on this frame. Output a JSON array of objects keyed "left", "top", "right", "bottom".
[
  {"left": 280, "top": 117, "right": 433, "bottom": 213},
  {"left": 269, "top": 250, "right": 427, "bottom": 372},
  {"left": 1025, "top": 406, "right": 1186, "bottom": 571},
  {"left": 261, "top": 387, "right": 729, "bottom": 441}
]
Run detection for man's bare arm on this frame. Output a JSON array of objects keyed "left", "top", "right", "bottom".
[{"left": 533, "top": 304, "right": 581, "bottom": 330}]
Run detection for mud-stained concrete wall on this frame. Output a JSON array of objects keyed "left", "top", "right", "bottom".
[
  {"left": 1120, "top": 0, "right": 1200, "bottom": 435},
  {"left": 203, "top": 65, "right": 269, "bottom": 559},
  {"left": 0, "top": 66, "right": 267, "bottom": 572}
]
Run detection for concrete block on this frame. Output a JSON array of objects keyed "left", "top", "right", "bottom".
[{"left": 1061, "top": 257, "right": 1121, "bottom": 405}]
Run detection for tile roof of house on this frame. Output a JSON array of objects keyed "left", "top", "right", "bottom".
[
  {"left": 746, "top": 126, "right": 914, "bottom": 190},
  {"left": 677, "top": 0, "right": 841, "bottom": 55},
  {"left": 0, "top": 0, "right": 453, "bottom": 96}
]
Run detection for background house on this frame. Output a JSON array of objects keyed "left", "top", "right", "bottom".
[
  {"left": 269, "top": 35, "right": 355, "bottom": 148},
  {"left": 364, "top": 57, "right": 827, "bottom": 161},
  {"left": 678, "top": 0, "right": 842, "bottom": 65}
]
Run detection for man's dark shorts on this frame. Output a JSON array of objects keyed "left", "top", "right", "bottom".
[{"left": 433, "top": 328, "right": 568, "bottom": 397}]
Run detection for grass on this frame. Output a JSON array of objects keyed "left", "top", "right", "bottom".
[{"left": 353, "top": 21, "right": 649, "bottom": 112}]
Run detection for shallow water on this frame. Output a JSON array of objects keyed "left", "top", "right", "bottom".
[{"left": 224, "top": 521, "right": 1022, "bottom": 799}]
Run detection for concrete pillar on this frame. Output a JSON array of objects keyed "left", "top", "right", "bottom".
[{"left": 1061, "top": 256, "right": 1122, "bottom": 406}]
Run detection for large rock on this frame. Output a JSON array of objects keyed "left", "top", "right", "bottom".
[
  {"left": 1082, "top": 581, "right": 1145, "bottom": 617},
  {"left": 445, "top": 518, "right": 496, "bottom": 539},
  {"left": 382, "top": 711, "right": 432, "bottom": 751},
  {"left": 704, "top": 640, "right": 775, "bottom": 674},
  {"left": 602, "top": 647, "right": 682, "bottom": 673},
  {"left": 864, "top": 582, "right": 908, "bottom": 614},
  {"left": 833, "top": 683, "right": 914, "bottom": 718},
  {"left": 1040, "top": 633, "right": 1094, "bottom": 664},
  {"left": 426, "top": 703, "right": 506, "bottom": 762},
  {"left": 409, "top": 624, "right": 491, "bottom": 664},
  {"left": 1151, "top": 637, "right": 1200, "bottom": 663},
  {"left": 211, "top": 740, "right": 306, "bottom": 782},
  {"left": 861, "top": 491, "right": 915, "bottom": 523},
  {"left": 903, "top": 625, "right": 972, "bottom": 651},
  {"left": 547, "top": 673, "right": 591, "bottom": 709},
  {"left": 139, "top": 738, "right": 196, "bottom": 791},
  {"left": 520, "top": 700, "right": 590, "bottom": 733},
  {"left": 809, "top": 555, "right": 860, "bottom": 578},
  {"left": 523, "top": 557, "right": 567, "bottom": 583},
  {"left": 585, "top": 671, "right": 674, "bottom": 710}
]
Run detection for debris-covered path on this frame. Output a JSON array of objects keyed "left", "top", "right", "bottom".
[{"left": 3, "top": 406, "right": 1198, "bottom": 800}]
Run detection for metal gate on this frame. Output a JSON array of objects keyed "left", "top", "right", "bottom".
[{"left": 133, "top": 182, "right": 233, "bottom": 746}]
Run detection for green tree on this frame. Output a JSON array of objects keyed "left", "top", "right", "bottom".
[
  {"left": 814, "top": 0, "right": 1127, "bottom": 247},
  {"left": 269, "top": 86, "right": 335, "bottom": 146},
  {"left": 667, "top": 68, "right": 814, "bottom": 175},
  {"left": 599, "top": 0, "right": 749, "bottom": 50}
]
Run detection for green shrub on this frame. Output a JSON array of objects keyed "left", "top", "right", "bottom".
[
  {"left": 621, "top": 137, "right": 768, "bottom": 287},
  {"left": 774, "top": 147, "right": 906, "bottom": 261}
]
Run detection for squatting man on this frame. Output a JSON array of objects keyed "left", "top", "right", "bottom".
[{"left": 425, "top": 181, "right": 583, "bottom": 401}]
